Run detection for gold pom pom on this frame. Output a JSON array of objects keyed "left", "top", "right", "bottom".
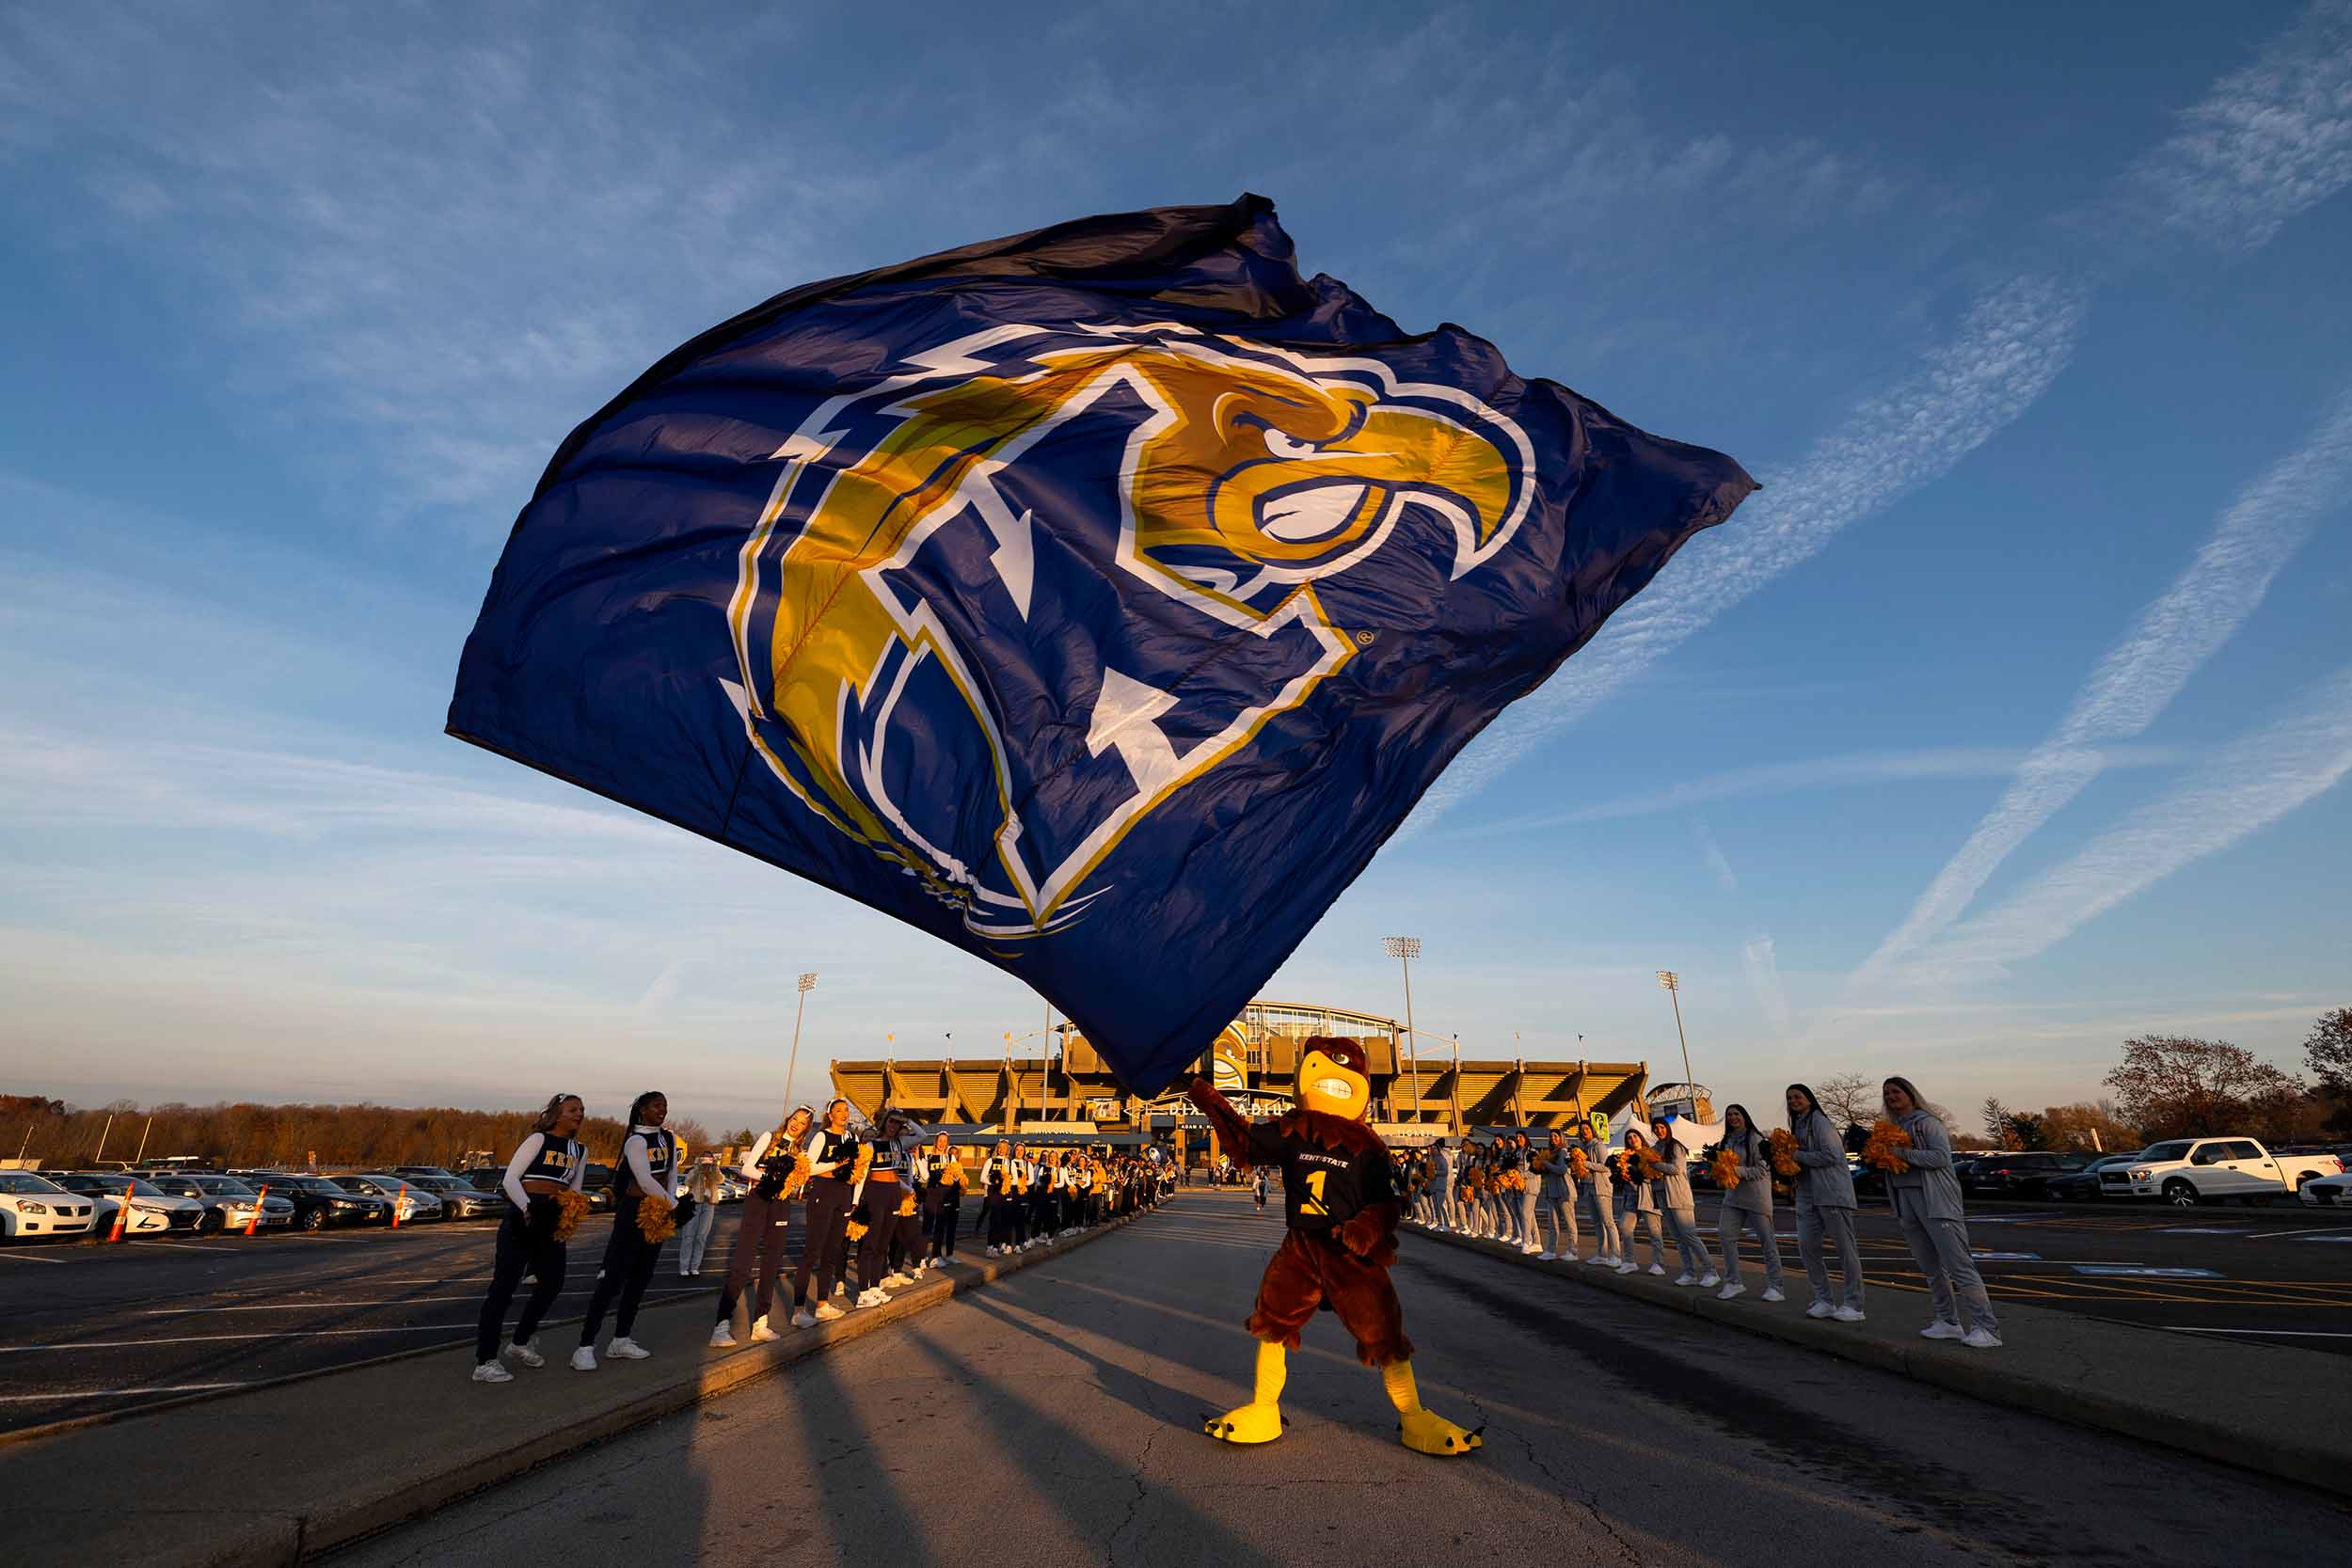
[
  {"left": 1568, "top": 1148, "right": 1590, "bottom": 1180},
  {"left": 897, "top": 1192, "right": 916, "bottom": 1218},
  {"left": 1862, "top": 1118, "right": 1913, "bottom": 1173},
  {"left": 1708, "top": 1148, "right": 1741, "bottom": 1189},
  {"left": 1769, "top": 1128, "right": 1800, "bottom": 1179},
  {"left": 551, "top": 1188, "right": 592, "bottom": 1243},
  {"left": 845, "top": 1218, "right": 869, "bottom": 1243},
  {"left": 1635, "top": 1147, "right": 1666, "bottom": 1180},
  {"left": 637, "top": 1195, "right": 676, "bottom": 1243}
]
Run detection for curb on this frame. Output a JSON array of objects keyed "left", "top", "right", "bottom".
[
  {"left": 1404, "top": 1220, "right": 2351, "bottom": 1502},
  {"left": 13, "top": 1210, "right": 1153, "bottom": 1568}
]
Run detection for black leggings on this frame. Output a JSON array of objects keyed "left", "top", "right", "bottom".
[
  {"left": 580, "top": 1206, "right": 662, "bottom": 1346},
  {"left": 856, "top": 1179, "right": 905, "bottom": 1287},
  {"left": 476, "top": 1213, "right": 564, "bottom": 1363},
  {"left": 793, "top": 1179, "right": 852, "bottom": 1306},
  {"left": 717, "top": 1190, "right": 789, "bottom": 1324},
  {"left": 927, "top": 1194, "right": 961, "bottom": 1258}
]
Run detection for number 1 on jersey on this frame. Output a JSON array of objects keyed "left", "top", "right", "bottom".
[{"left": 1301, "top": 1170, "right": 1328, "bottom": 1216}]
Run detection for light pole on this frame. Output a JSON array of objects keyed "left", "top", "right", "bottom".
[
  {"left": 783, "top": 972, "right": 818, "bottom": 1106},
  {"left": 1656, "top": 970, "right": 1693, "bottom": 1086},
  {"left": 1383, "top": 936, "right": 1422, "bottom": 1123}
]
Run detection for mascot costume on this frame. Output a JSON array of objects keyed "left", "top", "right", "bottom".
[{"left": 1187, "top": 1037, "right": 1482, "bottom": 1456}]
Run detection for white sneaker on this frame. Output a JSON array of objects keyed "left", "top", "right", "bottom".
[
  {"left": 813, "top": 1301, "right": 845, "bottom": 1322},
  {"left": 1920, "top": 1321, "right": 1964, "bottom": 1340},
  {"left": 751, "top": 1315, "right": 780, "bottom": 1342},
  {"left": 1646, "top": 1263, "right": 1665, "bottom": 1276},
  {"left": 1718, "top": 1282, "right": 1745, "bottom": 1300},
  {"left": 1613, "top": 1260, "right": 1638, "bottom": 1275},
  {"left": 504, "top": 1340, "right": 544, "bottom": 1369},
  {"left": 833, "top": 1280, "right": 848, "bottom": 1297},
  {"left": 1672, "top": 1272, "right": 1695, "bottom": 1287},
  {"left": 606, "top": 1337, "right": 650, "bottom": 1360},
  {"left": 472, "top": 1360, "right": 514, "bottom": 1384},
  {"left": 1697, "top": 1272, "right": 1720, "bottom": 1289},
  {"left": 1963, "top": 1327, "right": 2003, "bottom": 1349},
  {"left": 1804, "top": 1300, "right": 1836, "bottom": 1319},
  {"left": 985, "top": 1244, "right": 1001, "bottom": 1257},
  {"left": 1761, "top": 1288, "right": 1786, "bottom": 1303},
  {"left": 709, "top": 1323, "right": 738, "bottom": 1348},
  {"left": 570, "top": 1347, "right": 597, "bottom": 1371},
  {"left": 855, "top": 1288, "right": 887, "bottom": 1308},
  {"left": 791, "top": 1307, "right": 817, "bottom": 1328},
  {"left": 882, "top": 1272, "right": 914, "bottom": 1287},
  {"left": 1538, "top": 1251, "right": 1557, "bottom": 1262},
  {"left": 1834, "top": 1306, "right": 1867, "bottom": 1323}
]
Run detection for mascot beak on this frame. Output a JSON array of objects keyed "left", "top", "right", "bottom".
[{"left": 1299, "top": 1047, "right": 1371, "bottom": 1121}]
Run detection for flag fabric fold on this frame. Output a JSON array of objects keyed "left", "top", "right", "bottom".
[{"left": 450, "top": 194, "right": 1755, "bottom": 1094}]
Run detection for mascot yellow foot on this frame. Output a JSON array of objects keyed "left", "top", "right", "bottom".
[
  {"left": 1205, "top": 1341, "right": 1290, "bottom": 1444},
  {"left": 1385, "top": 1360, "right": 1482, "bottom": 1457}
]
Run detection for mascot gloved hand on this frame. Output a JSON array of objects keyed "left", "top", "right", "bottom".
[{"left": 1186, "top": 1037, "right": 1482, "bottom": 1458}]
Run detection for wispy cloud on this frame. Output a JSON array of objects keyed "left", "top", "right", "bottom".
[
  {"left": 1855, "top": 388, "right": 2352, "bottom": 986},
  {"left": 1413, "top": 4, "right": 2352, "bottom": 827},
  {"left": 2116, "top": 0, "right": 2352, "bottom": 255},
  {"left": 1888, "top": 665, "right": 2352, "bottom": 984},
  {"left": 1414, "top": 274, "right": 2085, "bottom": 823},
  {"left": 1693, "top": 820, "right": 1739, "bottom": 892},
  {"left": 1743, "top": 934, "right": 1791, "bottom": 1037},
  {"left": 1456, "top": 742, "right": 2179, "bottom": 835}
]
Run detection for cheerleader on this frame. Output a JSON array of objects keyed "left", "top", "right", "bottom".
[
  {"left": 916, "top": 1132, "right": 966, "bottom": 1266},
  {"left": 1579, "top": 1117, "right": 1621, "bottom": 1266},
  {"left": 713, "top": 1105, "right": 810, "bottom": 1347},
  {"left": 1648, "top": 1118, "right": 1718, "bottom": 1288},
  {"left": 472, "top": 1092, "right": 585, "bottom": 1384},
  {"left": 1713, "top": 1104, "right": 1786, "bottom": 1302},
  {"left": 1533, "top": 1131, "right": 1579, "bottom": 1261},
  {"left": 1033, "top": 1149, "right": 1062, "bottom": 1243},
  {"left": 788, "top": 1099, "right": 860, "bottom": 1327},
  {"left": 1252, "top": 1164, "right": 1268, "bottom": 1212},
  {"left": 983, "top": 1139, "right": 1021, "bottom": 1256},
  {"left": 1883, "top": 1077, "right": 2000, "bottom": 1347},
  {"left": 1511, "top": 1135, "right": 1542, "bottom": 1255},
  {"left": 1613, "top": 1129, "right": 1665, "bottom": 1275},
  {"left": 853, "top": 1109, "right": 926, "bottom": 1307},
  {"left": 575, "top": 1090, "right": 688, "bottom": 1369},
  {"left": 1434, "top": 1139, "right": 1463, "bottom": 1233},
  {"left": 1786, "top": 1083, "right": 1866, "bottom": 1322}
]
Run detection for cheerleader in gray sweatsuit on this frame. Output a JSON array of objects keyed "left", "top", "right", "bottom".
[
  {"left": 1533, "top": 1131, "right": 1580, "bottom": 1260},
  {"left": 1648, "top": 1120, "right": 1716, "bottom": 1287},
  {"left": 1578, "top": 1119, "right": 1621, "bottom": 1265},
  {"left": 1786, "top": 1084, "right": 1866, "bottom": 1320},
  {"left": 1883, "top": 1076, "right": 2000, "bottom": 1347},
  {"left": 1613, "top": 1131, "right": 1665, "bottom": 1275},
  {"left": 1713, "top": 1104, "right": 1785, "bottom": 1301}
]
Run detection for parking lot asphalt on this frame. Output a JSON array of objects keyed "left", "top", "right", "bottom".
[
  {"left": 3, "top": 1189, "right": 2345, "bottom": 1439},
  {"left": 0, "top": 1204, "right": 791, "bottom": 1435},
  {"left": 1691, "top": 1195, "right": 2352, "bottom": 1352}
]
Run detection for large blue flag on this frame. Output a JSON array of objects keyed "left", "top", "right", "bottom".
[{"left": 450, "top": 196, "right": 1754, "bottom": 1093}]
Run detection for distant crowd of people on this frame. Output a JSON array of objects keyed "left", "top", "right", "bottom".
[
  {"left": 471, "top": 1092, "right": 1170, "bottom": 1384},
  {"left": 1392, "top": 1077, "right": 2000, "bottom": 1349}
]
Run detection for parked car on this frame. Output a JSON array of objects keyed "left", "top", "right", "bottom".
[
  {"left": 137, "top": 1173, "right": 294, "bottom": 1233},
  {"left": 1962, "top": 1151, "right": 2094, "bottom": 1198},
  {"left": 330, "top": 1174, "right": 445, "bottom": 1223},
  {"left": 2042, "top": 1152, "right": 2142, "bottom": 1201},
  {"left": 390, "top": 1165, "right": 463, "bottom": 1182},
  {"left": 398, "top": 1173, "right": 502, "bottom": 1220},
  {"left": 0, "top": 1170, "right": 98, "bottom": 1241},
  {"left": 232, "top": 1172, "right": 391, "bottom": 1230},
  {"left": 47, "top": 1172, "right": 205, "bottom": 1233},
  {"left": 2101, "top": 1137, "right": 2347, "bottom": 1206},
  {"left": 2297, "top": 1170, "right": 2352, "bottom": 1209}
]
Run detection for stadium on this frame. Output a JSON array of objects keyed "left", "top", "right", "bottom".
[{"left": 828, "top": 998, "right": 1652, "bottom": 1145}]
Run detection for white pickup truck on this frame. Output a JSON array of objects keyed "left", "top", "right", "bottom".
[{"left": 2101, "top": 1136, "right": 2345, "bottom": 1207}]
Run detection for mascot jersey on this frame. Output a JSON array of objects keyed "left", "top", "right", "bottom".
[{"left": 1230, "top": 1114, "right": 1396, "bottom": 1239}]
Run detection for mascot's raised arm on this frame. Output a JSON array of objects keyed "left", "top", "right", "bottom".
[{"left": 1186, "top": 1036, "right": 1482, "bottom": 1457}]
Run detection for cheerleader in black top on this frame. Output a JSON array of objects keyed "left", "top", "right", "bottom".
[
  {"left": 789, "top": 1100, "right": 860, "bottom": 1327},
  {"left": 472, "top": 1093, "right": 586, "bottom": 1384},
  {"left": 575, "top": 1090, "right": 688, "bottom": 1369},
  {"left": 713, "top": 1104, "right": 811, "bottom": 1347}
]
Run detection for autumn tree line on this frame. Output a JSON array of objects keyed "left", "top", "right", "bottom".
[{"left": 0, "top": 1095, "right": 715, "bottom": 1172}]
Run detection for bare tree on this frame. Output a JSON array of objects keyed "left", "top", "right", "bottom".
[
  {"left": 1812, "top": 1071, "right": 1875, "bottom": 1130},
  {"left": 2105, "top": 1036, "right": 2303, "bottom": 1140}
]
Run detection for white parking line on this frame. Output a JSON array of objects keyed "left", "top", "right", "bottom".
[
  {"left": 138, "top": 1286, "right": 707, "bottom": 1313},
  {"left": 0, "top": 1250, "right": 65, "bottom": 1263},
  {"left": 0, "top": 1383, "right": 252, "bottom": 1401},
  {"left": 0, "top": 1328, "right": 471, "bottom": 1351},
  {"left": 137, "top": 1240, "right": 247, "bottom": 1252},
  {"left": 2161, "top": 1327, "right": 2352, "bottom": 1338}
]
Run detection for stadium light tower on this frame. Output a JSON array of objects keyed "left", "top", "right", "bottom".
[
  {"left": 783, "top": 971, "right": 818, "bottom": 1105},
  {"left": 1384, "top": 937, "right": 1422, "bottom": 1123},
  {"left": 1656, "top": 969, "right": 1693, "bottom": 1086}
]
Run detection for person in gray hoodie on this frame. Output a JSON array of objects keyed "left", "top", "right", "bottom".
[
  {"left": 1883, "top": 1076, "right": 2000, "bottom": 1348},
  {"left": 1785, "top": 1084, "right": 1865, "bottom": 1322},
  {"left": 1578, "top": 1116, "right": 1621, "bottom": 1265},
  {"left": 1613, "top": 1129, "right": 1666, "bottom": 1275},
  {"left": 1533, "top": 1130, "right": 1580, "bottom": 1261},
  {"left": 1713, "top": 1104, "right": 1784, "bottom": 1302},
  {"left": 1435, "top": 1139, "right": 1464, "bottom": 1233},
  {"left": 1649, "top": 1119, "right": 1718, "bottom": 1288}
]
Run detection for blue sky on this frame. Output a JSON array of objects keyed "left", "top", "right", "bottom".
[{"left": 3, "top": 2, "right": 2347, "bottom": 1134}]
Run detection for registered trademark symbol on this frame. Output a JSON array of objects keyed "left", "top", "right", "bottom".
[{"left": 1353, "top": 629, "right": 1377, "bottom": 646}]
